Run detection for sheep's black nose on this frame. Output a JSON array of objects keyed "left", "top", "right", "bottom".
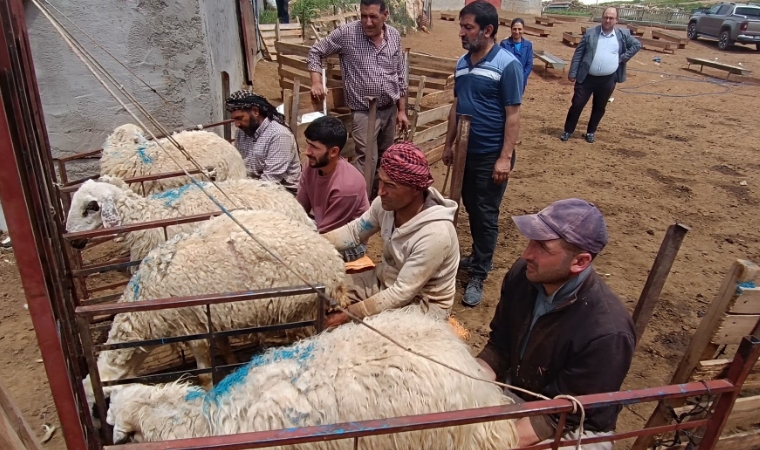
[{"left": 70, "top": 239, "right": 88, "bottom": 249}]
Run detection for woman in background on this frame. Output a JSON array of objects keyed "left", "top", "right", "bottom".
[{"left": 500, "top": 18, "right": 533, "bottom": 93}]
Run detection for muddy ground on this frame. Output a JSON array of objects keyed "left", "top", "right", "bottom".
[{"left": 0, "top": 12, "right": 758, "bottom": 450}]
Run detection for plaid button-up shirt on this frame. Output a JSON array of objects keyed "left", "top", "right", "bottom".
[
  {"left": 234, "top": 118, "right": 301, "bottom": 190},
  {"left": 307, "top": 21, "right": 406, "bottom": 111}
]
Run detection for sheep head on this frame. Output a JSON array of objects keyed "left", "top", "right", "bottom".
[
  {"left": 106, "top": 124, "right": 146, "bottom": 147},
  {"left": 66, "top": 180, "right": 125, "bottom": 249}
]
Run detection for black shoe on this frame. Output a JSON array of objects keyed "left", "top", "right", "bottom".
[
  {"left": 584, "top": 133, "right": 595, "bottom": 143},
  {"left": 560, "top": 132, "right": 571, "bottom": 142}
]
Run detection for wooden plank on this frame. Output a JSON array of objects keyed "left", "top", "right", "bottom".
[
  {"left": 279, "top": 77, "right": 342, "bottom": 91},
  {"left": 425, "top": 144, "right": 445, "bottom": 165},
  {"left": 440, "top": 12, "right": 457, "bottom": 21},
  {"left": 543, "top": 14, "right": 585, "bottom": 23},
  {"left": 562, "top": 32, "right": 582, "bottom": 47},
  {"left": 409, "top": 74, "right": 449, "bottom": 91},
  {"left": 523, "top": 24, "right": 551, "bottom": 37},
  {"left": 418, "top": 135, "right": 446, "bottom": 154},
  {"left": 672, "top": 396, "right": 760, "bottom": 428},
  {"left": 413, "top": 121, "right": 448, "bottom": 145},
  {"left": 627, "top": 24, "right": 646, "bottom": 36},
  {"left": 713, "top": 315, "right": 760, "bottom": 344},
  {"left": 409, "top": 52, "right": 458, "bottom": 72},
  {"left": 534, "top": 50, "right": 567, "bottom": 70},
  {"left": 535, "top": 17, "right": 555, "bottom": 26},
  {"left": 278, "top": 54, "right": 309, "bottom": 73},
  {"left": 652, "top": 29, "right": 688, "bottom": 48},
  {"left": 581, "top": 25, "right": 589, "bottom": 34},
  {"left": 731, "top": 287, "right": 760, "bottom": 314},
  {"left": 409, "top": 65, "right": 453, "bottom": 80},
  {"left": 261, "top": 29, "right": 304, "bottom": 39},
  {"left": 419, "top": 89, "right": 454, "bottom": 109},
  {"left": 638, "top": 37, "right": 675, "bottom": 54},
  {"left": 0, "top": 381, "right": 44, "bottom": 450},
  {"left": 275, "top": 41, "right": 311, "bottom": 58},
  {"left": 238, "top": 0, "right": 260, "bottom": 82},
  {"left": 689, "top": 358, "right": 760, "bottom": 381},
  {"left": 260, "top": 23, "right": 302, "bottom": 31},
  {"left": 416, "top": 104, "right": 452, "bottom": 127}
]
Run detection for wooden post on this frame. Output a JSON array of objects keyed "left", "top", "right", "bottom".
[
  {"left": 238, "top": 0, "right": 261, "bottom": 83},
  {"left": 283, "top": 88, "right": 294, "bottom": 132},
  {"left": 289, "top": 79, "right": 301, "bottom": 133},
  {"left": 449, "top": 114, "right": 471, "bottom": 226},
  {"left": 363, "top": 97, "right": 378, "bottom": 199},
  {"left": 275, "top": 21, "right": 281, "bottom": 42},
  {"left": 0, "top": 380, "right": 44, "bottom": 450},
  {"left": 408, "top": 76, "right": 426, "bottom": 138},
  {"left": 632, "top": 223, "right": 690, "bottom": 343}
]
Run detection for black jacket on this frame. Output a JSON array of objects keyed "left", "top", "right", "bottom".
[{"left": 478, "top": 258, "right": 636, "bottom": 436}]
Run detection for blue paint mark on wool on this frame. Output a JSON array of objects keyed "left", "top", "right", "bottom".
[
  {"left": 184, "top": 388, "right": 206, "bottom": 402},
  {"left": 136, "top": 145, "right": 153, "bottom": 164},
  {"left": 126, "top": 272, "right": 141, "bottom": 299},
  {"left": 737, "top": 281, "right": 756, "bottom": 294},
  {"left": 149, "top": 184, "right": 197, "bottom": 207},
  {"left": 190, "top": 342, "right": 315, "bottom": 404}
]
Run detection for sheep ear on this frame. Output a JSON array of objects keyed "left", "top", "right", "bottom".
[{"left": 100, "top": 197, "right": 121, "bottom": 228}]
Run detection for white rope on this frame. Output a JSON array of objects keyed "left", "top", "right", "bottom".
[{"left": 34, "top": 2, "right": 586, "bottom": 447}]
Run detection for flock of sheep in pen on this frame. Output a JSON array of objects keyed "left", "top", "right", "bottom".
[{"left": 64, "top": 124, "right": 521, "bottom": 447}]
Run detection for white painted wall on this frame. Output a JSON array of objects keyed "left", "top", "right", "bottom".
[{"left": 26, "top": 0, "right": 245, "bottom": 179}]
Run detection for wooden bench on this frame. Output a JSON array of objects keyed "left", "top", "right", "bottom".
[
  {"left": 535, "top": 16, "right": 555, "bottom": 27},
  {"left": 499, "top": 16, "right": 551, "bottom": 37},
  {"left": 651, "top": 29, "right": 689, "bottom": 49},
  {"left": 686, "top": 57, "right": 752, "bottom": 79},
  {"left": 581, "top": 25, "right": 589, "bottom": 34},
  {"left": 627, "top": 23, "right": 646, "bottom": 36},
  {"left": 543, "top": 13, "right": 586, "bottom": 23},
  {"left": 562, "top": 31, "right": 582, "bottom": 47},
  {"left": 533, "top": 50, "right": 568, "bottom": 76},
  {"left": 638, "top": 36, "right": 675, "bottom": 54},
  {"left": 440, "top": 12, "right": 456, "bottom": 21}
]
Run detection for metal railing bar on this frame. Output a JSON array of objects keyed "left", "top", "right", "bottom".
[
  {"left": 94, "top": 320, "right": 315, "bottom": 352},
  {"left": 103, "top": 380, "right": 735, "bottom": 450},
  {"left": 62, "top": 211, "right": 224, "bottom": 241},
  {"left": 72, "top": 258, "right": 139, "bottom": 277},
  {"left": 75, "top": 285, "right": 325, "bottom": 317}
]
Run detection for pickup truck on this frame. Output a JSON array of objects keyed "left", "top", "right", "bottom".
[{"left": 687, "top": 2, "right": 760, "bottom": 50}]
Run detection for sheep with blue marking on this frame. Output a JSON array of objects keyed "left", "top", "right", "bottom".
[
  {"left": 82, "top": 209, "right": 349, "bottom": 416},
  {"left": 65, "top": 176, "right": 315, "bottom": 265},
  {"left": 101, "top": 123, "right": 247, "bottom": 195},
  {"left": 105, "top": 307, "right": 520, "bottom": 448}
]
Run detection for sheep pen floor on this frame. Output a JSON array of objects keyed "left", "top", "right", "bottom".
[{"left": 1, "top": 14, "right": 760, "bottom": 450}]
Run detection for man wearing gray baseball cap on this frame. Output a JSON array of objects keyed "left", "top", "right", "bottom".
[{"left": 476, "top": 198, "right": 636, "bottom": 449}]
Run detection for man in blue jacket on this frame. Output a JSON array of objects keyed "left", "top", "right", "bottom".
[{"left": 561, "top": 7, "right": 641, "bottom": 143}]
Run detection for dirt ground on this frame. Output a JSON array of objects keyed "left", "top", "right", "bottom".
[{"left": 1, "top": 13, "right": 759, "bottom": 450}]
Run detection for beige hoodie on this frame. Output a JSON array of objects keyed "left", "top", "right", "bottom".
[{"left": 324, "top": 187, "right": 460, "bottom": 318}]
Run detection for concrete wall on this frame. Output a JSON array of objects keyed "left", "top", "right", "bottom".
[
  {"left": 432, "top": 0, "right": 541, "bottom": 15},
  {"left": 26, "top": 0, "right": 245, "bottom": 179}
]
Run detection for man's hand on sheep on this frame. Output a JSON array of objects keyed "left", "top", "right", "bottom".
[
  {"left": 475, "top": 358, "right": 497, "bottom": 381},
  {"left": 324, "top": 311, "right": 351, "bottom": 329}
]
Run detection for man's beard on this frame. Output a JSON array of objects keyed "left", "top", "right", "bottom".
[
  {"left": 241, "top": 121, "right": 259, "bottom": 137},
  {"left": 462, "top": 30, "right": 486, "bottom": 52},
  {"left": 310, "top": 153, "right": 330, "bottom": 169}
]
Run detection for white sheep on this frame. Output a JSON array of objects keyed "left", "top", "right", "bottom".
[
  {"left": 106, "top": 307, "right": 519, "bottom": 448},
  {"left": 101, "top": 124, "right": 247, "bottom": 195},
  {"left": 65, "top": 177, "right": 315, "bottom": 265},
  {"left": 82, "top": 209, "right": 349, "bottom": 414}
]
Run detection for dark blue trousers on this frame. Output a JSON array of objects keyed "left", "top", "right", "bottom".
[{"left": 461, "top": 150, "right": 516, "bottom": 280}]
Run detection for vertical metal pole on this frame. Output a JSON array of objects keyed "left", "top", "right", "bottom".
[
  {"left": 206, "top": 304, "right": 219, "bottom": 385},
  {"left": 363, "top": 97, "right": 378, "bottom": 200},
  {"left": 76, "top": 316, "right": 110, "bottom": 446},
  {"left": 698, "top": 336, "right": 760, "bottom": 449},
  {"left": 632, "top": 223, "right": 690, "bottom": 343},
  {"left": 449, "top": 114, "right": 471, "bottom": 226},
  {"left": 316, "top": 287, "right": 325, "bottom": 333},
  {"left": 550, "top": 412, "right": 568, "bottom": 450}
]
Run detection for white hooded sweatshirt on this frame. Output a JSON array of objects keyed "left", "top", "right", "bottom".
[{"left": 324, "top": 187, "right": 460, "bottom": 318}]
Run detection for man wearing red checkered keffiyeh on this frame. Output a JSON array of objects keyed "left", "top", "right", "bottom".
[{"left": 320, "top": 143, "right": 462, "bottom": 328}]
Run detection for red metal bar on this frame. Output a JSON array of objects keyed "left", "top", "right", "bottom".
[
  {"left": 62, "top": 211, "right": 224, "bottom": 241},
  {"left": 104, "top": 380, "right": 734, "bottom": 450},
  {"left": 58, "top": 168, "right": 205, "bottom": 193},
  {"left": 75, "top": 285, "right": 326, "bottom": 316},
  {"left": 54, "top": 119, "right": 234, "bottom": 163}
]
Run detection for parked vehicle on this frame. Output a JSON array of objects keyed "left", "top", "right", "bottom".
[{"left": 687, "top": 2, "right": 760, "bottom": 50}]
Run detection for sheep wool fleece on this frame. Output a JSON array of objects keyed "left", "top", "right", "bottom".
[
  {"left": 324, "top": 187, "right": 459, "bottom": 318},
  {"left": 106, "top": 307, "right": 519, "bottom": 449}
]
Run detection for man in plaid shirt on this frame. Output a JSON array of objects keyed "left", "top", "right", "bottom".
[
  {"left": 307, "top": 0, "right": 408, "bottom": 199},
  {"left": 225, "top": 90, "right": 301, "bottom": 193}
]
